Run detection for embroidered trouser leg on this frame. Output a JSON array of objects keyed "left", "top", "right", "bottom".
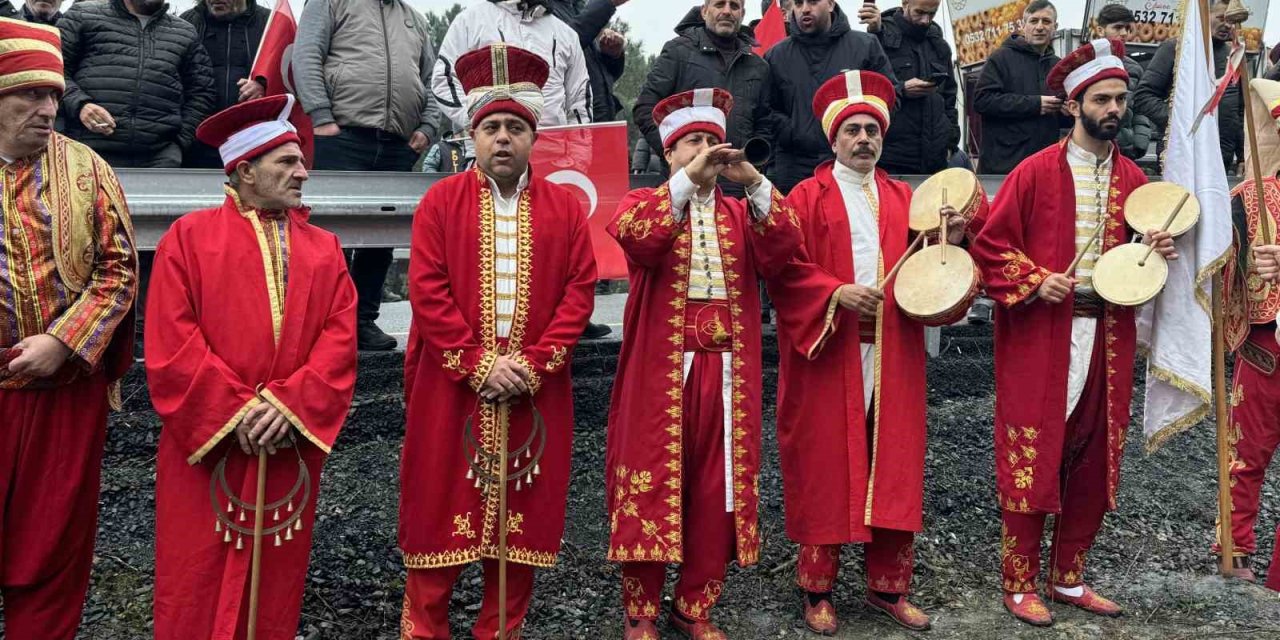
[
  {"left": 796, "top": 529, "right": 915, "bottom": 596},
  {"left": 402, "top": 561, "right": 535, "bottom": 639},
  {"left": 621, "top": 351, "right": 735, "bottom": 623},
  {"left": 1002, "top": 329, "right": 1109, "bottom": 592},
  {"left": 1227, "top": 330, "right": 1280, "bottom": 558},
  {"left": 0, "top": 374, "right": 108, "bottom": 640}
]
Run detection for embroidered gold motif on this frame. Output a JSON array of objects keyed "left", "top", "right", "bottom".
[
  {"left": 546, "top": 344, "right": 568, "bottom": 372},
  {"left": 451, "top": 513, "right": 476, "bottom": 539},
  {"left": 507, "top": 511, "right": 524, "bottom": 535},
  {"left": 442, "top": 349, "right": 466, "bottom": 375},
  {"left": 400, "top": 591, "right": 415, "bottom": 639}
]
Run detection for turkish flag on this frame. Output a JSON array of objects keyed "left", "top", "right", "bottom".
[
  {"left": 250, "top": 0, "right": 314, "bottom": 167},
  {"left": 752, "top": 0, "right": 786, "bottom": 56},
  {"left": 530, "top": 122, "right": 629, "bottom": 279}
]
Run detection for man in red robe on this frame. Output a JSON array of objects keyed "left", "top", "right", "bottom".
[
  {"left": 146, "top": 94, "right": 358, "bottom": 640},
  {"left": 970, "top": 39, "right": 1176, "bottom": 626},
  {"left": 1219, "top": 77, "right": 1280, "bottom": 588},
  {"left": 399, "top": 44, "right": 597, "bottom": 640},
  {"left": 0, "top": 18, "right": 137, "bottom": 639},
  {"left": 605, "top": 87, "right": 801, "bottom": 640},
  {"left": 768, "top": 69, "right": 972, "bottom": 635}
]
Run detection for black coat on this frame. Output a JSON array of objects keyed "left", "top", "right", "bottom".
[
  {"left": 179, "top": 0, "right": 270, "bottom": 168},
  {"left": 0, "top": 1, "right": 17, "bottom": 18},
  {"left": 60, "top": 0, "right": 216, "bottom": 157},
  {"left": 763, "top": 4, "right": 897, "bottom": 191},
  {"left": 972, "top": 35, "right": 1065, "bottom": 175},
  {"left": 633, "top": 8, "right": 772, "bottom": 159},
  {"left": 1133, "top": 38, "right": 1243, "bottom": 169},
  {"left": 873, "top": 7, "right": 957, "bottom": 174},
  {"left": 547, "top": 0, "right": 625, "bottom": 122}
]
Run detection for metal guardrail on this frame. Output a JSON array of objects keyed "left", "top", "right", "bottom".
[{"left": 117, "top": 168, "right": 1243, "bottom": 250}]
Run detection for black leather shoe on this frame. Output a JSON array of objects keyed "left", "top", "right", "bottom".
[
  {"left": 357, "top": 322, "right": 397, "bottom": 351},
  {"left": 582, "top": 322, "right": 613, "bottom": 340}
]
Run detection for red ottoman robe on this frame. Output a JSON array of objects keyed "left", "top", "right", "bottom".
[
  {"left": 604, "top": 182, "right": 800, "bottom": 566},
  {"left": 971, "top": 141, "right": 1147, "bottom": 515},
  {"left": 400, "top": 168, "right": 597, "bottom": 570},
  {"left": 147, "top": 191, "right": 358, "bottom": 640},
  {"left": 768, "top": 163, "right": 958, "bottom": 543}
]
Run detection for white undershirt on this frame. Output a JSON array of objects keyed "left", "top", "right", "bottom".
[
  {"left": 486, "top": 171, "right": 529, "bottom": 340},
  {"left": 833, "top": 160, "right": 878, "bottom": 413}
]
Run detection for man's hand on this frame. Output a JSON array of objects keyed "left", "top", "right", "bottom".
[
  {"left": 1142, "top": 229, "right": 1179, "bottom": 261},
  {"left": 598, "top": 29, "right": 625, "bottom": 58},
  {"left": 1254, "top": 245, "right": 1280, "bottom": 283},
  {"left": 940, "top": 204, "right": 966, "bottom": 245},
  {"left": 6, "top": 334, "right": 70, "bottom": 378},
  {"left": 858, "top": 2, "right": 881, "bottom": 32},
  {"left": 1036, "top": 273, "right": 1075, "bottom": 304},
  {"left": 685, "top": 143, "right": 733, "bottom": 188},
  {"left": 80, "top": 103, "right": 116, "bottom": 136},
  {"left": 409, "top": 131, "right": 431, "bottom": 154},
  {"left": 235, "top": 402, "right": 292, "bottom": 456},
  {"left": 481, "top": 355, "right": 531, "bottom": 402},
  {"left": 237, "top": 78, "right": 265, "bottom": 102},
  {"left": 314, "top": 123, "right": 341, "bottom": 137},
  {"left": 720, "top": 157, "right": 763, "bottom": 188},
  {"left": 836, "top": 283, "right": 883, "bottom": 316},
  {"left": 1040, "top": 96, "right": 1064, "bottom": 115},
  {"left": 903, "top": 78, "right": 937, "bottom": 98}
]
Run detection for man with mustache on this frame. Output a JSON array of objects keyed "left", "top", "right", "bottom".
[
  {"left": 0, "top": 0, "right": 59, "bottom": 25},
  {"left": 0, "top": 18, "right": 138, "bottom": 640},
  {"left": 971, "top": 39, "right": 1178, "bottom": 626},
  {"left": 180, "top": 0, "right": 272, "bottom": 169},
  {"left": 972, "top": 0, "right": 1066, "bottom": 174},
  {"left": 145, "top": 94, "right": 357, "bottom": 640},
  {"left": 399, "top": 44, "right": 597, "bottom": 639},
  {"left": 767, "top": 69, "right": 969, "bottom": 635},
  {"left": 605, "top": 88, "right": 800, "bottom": 640},
  {"left": 1133, "top": 0, "right": 1241, "bottom": 171}
]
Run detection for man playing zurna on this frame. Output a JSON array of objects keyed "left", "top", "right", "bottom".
[
  {"left": 0, "top": 16, "right": 137, "bottom": 640},
  {"left": 146, "top": 93, "right": 358, "bottom": 640},
  {"left": 767, "top": 69, "right": 971, "bottom": 635},
  {"left": 399, "top": 43, "right": 597, "bottom": 639},
  {"left": 970, "top": 38, "right": 1177, "bottom": 626},
  {"left": 605, "top": 87, "right": 801, "bottom": 640}
]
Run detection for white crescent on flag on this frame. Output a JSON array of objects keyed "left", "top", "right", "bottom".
[{"left": 545, "top": 169, "right": 600, "bottom": 218}]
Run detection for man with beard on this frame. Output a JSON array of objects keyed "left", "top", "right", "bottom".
[
  {"left": 1133, "top": 0, "right": 1241, "bottom": 170},
  {"left": 180, "top": 0, "right": 271, "bottom": 169},
  {"left": 764, "top": 0, "right": 897, "bottom": 191},
  {"left": 972, "top": 0, "right": 1066, "bottom": 174},
  {"left": 146, "top": 94, "right": 357, "bottom": 640},
  {"left": 863, "top": 0, "right": 959, "bottom": 174},
  {"left": 634, "top": 0, "right": 774, "bottom": 186},
  {"left": 605, "top": 88, "right": 800, "bottom": 640},
  {"left": 0, "top": 18, "right": 138, "bottom": 639},
  {"left": 767, "top": 69, "right": 971, "bottom": 634},
  {"left": 399, "top": 44, "right": 597, "bottom": 639},
  {"left": 970, "top": 39, "right": 1177, "bottom": 626},
  {"left": 0, "top": 0, "right": 59, "bottom": 25}
]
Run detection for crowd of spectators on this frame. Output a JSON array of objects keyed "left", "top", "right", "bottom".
[{"left": 8, "top": 0, "right": 1275, "bottom": 342}]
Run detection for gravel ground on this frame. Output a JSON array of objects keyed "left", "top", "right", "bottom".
[{"left": 76, "top": 325, "right": 1280, "bottom": 639}]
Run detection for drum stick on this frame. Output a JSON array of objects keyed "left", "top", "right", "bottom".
[
  {"left": 879, "top": 232, "right": 927, "bottom": 290},
  {"left": 1067, "top": 222, "right": 1106, "bottom": 276},
  {"left": 939, "top": 188, "right": 949, "bottom": 265},
  {"left": 1138, "top": 192, "right": 1191, "bottom": 267}
]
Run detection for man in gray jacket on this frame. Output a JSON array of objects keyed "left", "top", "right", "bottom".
[{"left": 295, "top": 0, "right": 440, "bottom": 351}]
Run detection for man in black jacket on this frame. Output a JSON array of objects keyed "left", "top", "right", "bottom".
[
  {"left": 1094, "top": 4, "right": 1154, "bottom": 161},
  {"left": 1133, "top": 0, "right": 1241, "bottom": 171},
  {"left": 867, "top": 0, "right": 958, "bottom": 174},
  {"left": 180, "top": 0, "right": 270, "bottom": 168},
  {"left": 764, "top": 0, "right": 897, "bottom": 191},
  {"left": 633, "top": 0, "right": 773, "bottom": 186},
  {"left": 548, "top": 0, "right": 628, "bottom": 122},
  {"left": 59, "top": 0, "right": 216, "bottom": 168},
  {"left": 0, "top": 0, "right": 58, "bottom": 24},
  {"left": 972, "top": 0, "right": 1064, "bottom": 175}
]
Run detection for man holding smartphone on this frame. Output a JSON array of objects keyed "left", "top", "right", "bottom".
[{"left": 865, "top": 0, "right": 960, "bottom": 174}]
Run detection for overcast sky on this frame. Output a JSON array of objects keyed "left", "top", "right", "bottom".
[{"left": 389, "top": 0, "right": 1280, "bottom": 56}]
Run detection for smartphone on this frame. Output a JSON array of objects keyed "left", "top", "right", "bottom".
[{"left": 928, "top": 71, "right": 950, "bottom": 85}]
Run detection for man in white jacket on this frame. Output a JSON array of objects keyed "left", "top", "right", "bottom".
[{"left": 433, "top": 0, "right": 592, "bottom": 131}]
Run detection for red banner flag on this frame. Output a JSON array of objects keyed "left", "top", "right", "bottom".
[
  {"left": 250, "top": 0, "right": 314, "bottom": 167},
  {"left": 530, "top": 122, "right": 629, "bottom": 279},
  {"left": 752, "top": 0, "right": 786, "bottom": 56}
]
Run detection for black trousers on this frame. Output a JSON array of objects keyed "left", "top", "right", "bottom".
[{"left": 313, "top": 127, "right": 419, "bottom": 323}]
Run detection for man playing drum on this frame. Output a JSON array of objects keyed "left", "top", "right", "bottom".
[
  {"left": 766, "top": 69, "right": 971, "bottom": 635},
  {"left": 1219, "top": 77, "right": 1280, "bottom": 588},
  {"left": 970, "top": 39, "right": 1177, "bottom": 626}
]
